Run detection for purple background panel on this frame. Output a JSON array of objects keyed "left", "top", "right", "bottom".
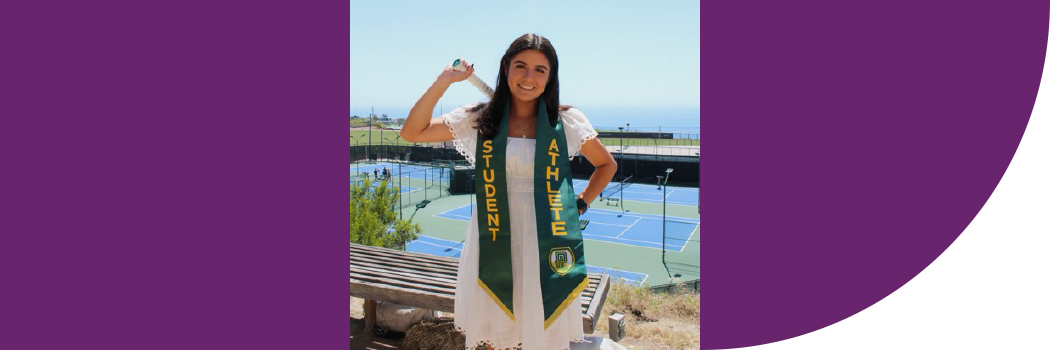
[
  {"left": 699, "top": 1, "right": 1047, "bottom": 348},
  {"left": 3, "top": 2, "right": 351, "bottom": 349}
]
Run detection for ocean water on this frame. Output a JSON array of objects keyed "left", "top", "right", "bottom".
[{"left": 351, "top": 105, "right": 700, "bottom": 133}]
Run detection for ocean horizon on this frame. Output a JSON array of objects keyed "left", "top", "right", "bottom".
[{"left": 350, "top": 105, "right": 700, "bottom": 133}]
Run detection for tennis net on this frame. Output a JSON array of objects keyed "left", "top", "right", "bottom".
[{"left": 601, "top": 175, "right": 633, "bottom": 199}]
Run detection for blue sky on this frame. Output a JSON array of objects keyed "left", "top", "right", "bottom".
[{"left": 350, "top": 1, "right": 699, "bottom": 118}]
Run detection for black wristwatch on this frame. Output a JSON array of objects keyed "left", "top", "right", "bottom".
[{"left": 577, "top": 197, "right": 588, "bottom": 214}]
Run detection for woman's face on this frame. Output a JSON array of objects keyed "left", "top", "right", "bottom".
[{"left": 505, "top": 49, "right": 551, "bottom": 104}]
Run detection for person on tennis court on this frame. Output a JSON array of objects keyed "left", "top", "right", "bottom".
[{"left": 401, "top": 33, "right": 616, "bottom": 350}]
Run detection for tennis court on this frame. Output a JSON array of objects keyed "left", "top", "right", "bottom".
[
  {"left": 405, "top": 235, "right": 648, "bottom": 286},
  {"left": 434, "top": 205, "right": 698, "bottom": 252},
  {"left": 352, "top": 178, "right": 418, "bottom": 194},
  {"left": 574, "top": 178, "right": 698, "bottom": 206},
  {"left": 354, "top": 162, "right": 450, "bottom": 182},
  {"left": 353, "top": 161, "right": 453, "bottom": 207}
]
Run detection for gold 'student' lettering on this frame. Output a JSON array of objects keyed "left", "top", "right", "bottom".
[{"left": 486, "top": 198, "right": 497, "bottom": 212}]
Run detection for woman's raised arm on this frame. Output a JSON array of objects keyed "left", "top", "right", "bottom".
[{"left": 401, "top": 61, "right": 476, "bottom": 143}]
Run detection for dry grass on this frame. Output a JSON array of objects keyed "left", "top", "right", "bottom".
[{"left": 595, "top": 282, "right": 701, "bottom": 349}]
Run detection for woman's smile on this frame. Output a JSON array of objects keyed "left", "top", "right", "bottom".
[{"left": 507, "top": 49, "right": 550, "bottom": 102}]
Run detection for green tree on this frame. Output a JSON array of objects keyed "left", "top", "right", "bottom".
[{"left": 350, "top": 177, "right": 421, "bottom": 250}]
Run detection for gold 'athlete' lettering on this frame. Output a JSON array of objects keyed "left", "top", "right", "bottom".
[
  {"left": 546, "top": 166, "right": 559, "bottom": 181},
  {"left": 551, "top": 221, "right": 567, "bottom": 235},
  {"left": 548, "top": 193, "right": 562, "bottom": 207}
]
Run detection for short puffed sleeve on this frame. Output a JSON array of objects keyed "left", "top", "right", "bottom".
[
  {"left": 560, "top": 107, "right": 599, "bottom": 160},
  {"left": 440, "top": 103, "right": 483, "bottom": 165}
]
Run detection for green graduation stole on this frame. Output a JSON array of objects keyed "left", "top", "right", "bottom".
[{"left": 475, "top": 101, "right": 588, "bottom": 329}]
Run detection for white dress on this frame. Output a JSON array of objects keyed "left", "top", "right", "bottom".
[{"left": 442, "top": 104, "right": 599, "bottom": 350}]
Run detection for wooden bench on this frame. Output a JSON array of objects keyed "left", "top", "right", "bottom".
[{"left": 350, "top": 243, "right": 611, "bottom": 334}]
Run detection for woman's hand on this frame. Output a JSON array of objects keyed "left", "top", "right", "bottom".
[{"left": 437, "top": 59, "right": 475, "bottom": 85}]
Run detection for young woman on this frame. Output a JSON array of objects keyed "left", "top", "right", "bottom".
[{"left": 401, "top": 33, "right": 616, "bottom": 350}]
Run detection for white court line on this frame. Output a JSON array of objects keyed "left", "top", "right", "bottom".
[
  {"left": 616, "top": 216, "right": 644, "bottom": 238},
  {"left": 434, "top": 206, "right": 462, "bottom": 217},
  {"left": 587, "top": 208, "right": 700, "bottom": 223},
  {"left": 433, "top": 204, "right": 693, "bottom": 251},
  {"left": 588, "top": 265, "right": 649, "bottom": 285},
  {"left": 585, "top": 233, "right": 684, "bottom": 249},
  {"left": 438, "top": 213, "right": 471, "bottom": 221},
  {"left": 434, "top": 206, "right": 472, "bottom": 221},
  {"left": 582, "top": 234, "right": 686, "bottom": 252},
  {"left": 417, "top": 235, "right": 462, "bottom": 244},
  {"left": 411, "top": 240, "right": 462, "bottom": 252},
  {"left": 584, "top": 219, "right": 632, "bottom": 228}
]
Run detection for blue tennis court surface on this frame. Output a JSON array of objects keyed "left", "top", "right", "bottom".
[
  {"left": 352, "top": 178, "right": 418, "bottom": 194},
  {"left": 355, "top": 162, "right": 450, "bottom": 181},
  {"left": 406, "top": 235, "right": 647, "bottom": 286},
  {"left": 406, "top": 235, "right": 464, "bottom": 257},
  {"left": 572, "top": 179, "right": 697, "bottom": 206},
  {"left": 586, "top": 266, "right": 647, "bottom": 286},
  {"left": 434, "top": 205, "right": 698, "bottom": 251}
]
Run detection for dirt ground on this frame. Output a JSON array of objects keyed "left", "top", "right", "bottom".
[
  {"left": 350, "top": 297, "right": 405, "bottom": 349},
  {"left": 349, "top": 297, "right": 699, "bottom": 350}
]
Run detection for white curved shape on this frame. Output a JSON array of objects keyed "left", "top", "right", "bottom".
[{"left": 740, "top": 22, "right": 1050, "bottom": 350}]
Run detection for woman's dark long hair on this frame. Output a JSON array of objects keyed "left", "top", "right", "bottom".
[{"left": 471, "top": 33, "right": 570, "bottom": 138}]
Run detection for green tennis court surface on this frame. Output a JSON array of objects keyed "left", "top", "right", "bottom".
[
  {"left": 354, "top": 159, "right": 701, "bottom": 286},
  {"left": 406, "top": 235, "right": 649, "bottom": 286},
  {"left": 434, "top": 205, "right": 698, "bottom": 251}
]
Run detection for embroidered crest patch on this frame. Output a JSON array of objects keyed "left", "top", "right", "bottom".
[{"left": 548, "top": 247, "right": 575, "bottom": 276}]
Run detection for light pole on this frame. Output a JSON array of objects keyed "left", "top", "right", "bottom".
[
  {"left": 626, "top": 123, "right": 630, "bottom": 149},
  {"left": 660, "top": 168, "right": 673, "bottom": 278},
  {"left": 368, "top": 107, "right": 373, "bottom": 161},
  {"left": 696, "top": 152, "right": 700, "bottom": 214},
  {"left": 349, "top": 135, "right": 360, "bottom": 174},
  {"left": 617, "top": 126, "right": 624, "bottom": 182},
  {"left": 383, "top": 137, "right": 394, "bottom": 162},
  {"left": 398, "top": 160, "right": 403, "bottom": 220},
  {"left": 405, "top": 150, "right": 413, "bottom": 215}
]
